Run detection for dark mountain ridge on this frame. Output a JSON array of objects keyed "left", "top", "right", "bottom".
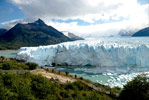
[
  {"left": 132, "top": 27, "right": 149, "bottom": 37},
  {"left": 0, "top": 19, "right": 71, "bottom": 50}
]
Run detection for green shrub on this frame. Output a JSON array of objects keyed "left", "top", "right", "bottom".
[
  {"left": 119, "top": 74, "right": 149, "bottom": 100},
  {"left": 0, "top": 58, "right": 38, "bottom": 70},
  {"left": 0, "top": 60, "right": 28, "bottom": 70},
  {"left": 31, "top": 75, "right": 56, "bottom": 99},
  {"left": 2, "top": 63, "right": 11, "bottom": 70},
  {"left": 26, "top": 62, "right": 38, "bottom": 70},
  {"left": 0, "top": 56, "right": 5, "bottom": 60}
]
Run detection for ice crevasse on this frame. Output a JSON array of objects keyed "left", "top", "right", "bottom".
[{"left": 16, "top": 39, "right": 149, "bottom": 67}]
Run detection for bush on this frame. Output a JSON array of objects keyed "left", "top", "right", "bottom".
[
  {"left": 0, "top": 73, "right": 116, "bottom": 100},
  {"left": 65, "top": 71, "right": 69, "bottom": 76},
  {"left": 0, "top": 58, "right": 39, "bottom": 70},
  {"left": 31, "top": 75, "right": 56, "bottom": 99},
  {"left": 119, "top": 74, "right": 149, "bottom": 100},
  {"left": 0, "top": 60, "right": 29, "bottom": 70},
  {"left": 0, "top": 56, "right": 5, "bottom": 60},
  {"left": 2, "top": 63, "right": 11, "bottom": 70},
  {"left": 52, "top": 69, "right": 55, "bottom": 73},
  {"left": 26, "top": 62, "right": 38, "bottom": 70}
]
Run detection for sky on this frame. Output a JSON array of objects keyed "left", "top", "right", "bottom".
[{"left": 0, "top": 0, "right": 149, "bottom": 37}]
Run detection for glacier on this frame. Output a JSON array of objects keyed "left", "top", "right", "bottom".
[{"left": 17, "top": 37, "right": 149, "bottom": 67}]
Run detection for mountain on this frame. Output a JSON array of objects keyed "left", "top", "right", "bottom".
[
  {"left": 0, "top": 28, "right": 7, "bottom": 36},
  {"left": 0, "top": 19, "right": 70, "bottom": 50},
  {"left": 62, "top": 31, "right": 84, "bottom": 40},
  {"left": 132, "top": 27, "right": 149, "bottom": 37},
  {"left": 118, "top": 30, "right": 132, "bottom": 36},
  {"left": 118, "top": 29, "right": 138, "bottom": 36}
]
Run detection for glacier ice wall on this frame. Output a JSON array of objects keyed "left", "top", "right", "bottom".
[{"left": 17, "top": 38, "right": 149, "bottom": 67}]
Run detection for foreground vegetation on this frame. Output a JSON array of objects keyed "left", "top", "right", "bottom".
[
  {"left": 118, "top": 74, "right": 149, "bottom": 100},
  {"left": 0, "top": 72, "right": 118, "bottom": 100},
  {"left": 0, "top": 56, "right": 149, "bottom": 100},
  {"left": 0, "top": 56, "right": 38, "bottom": 70}
]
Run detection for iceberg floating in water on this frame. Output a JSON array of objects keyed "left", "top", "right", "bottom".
[
  {"left": 101, "top": 72, "right": 149, "bottom": 88},
  {"left": 17, "top": 37, "right": 149, "bottom": 67}
]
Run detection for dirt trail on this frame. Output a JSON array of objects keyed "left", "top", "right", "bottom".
[
  {"left": 31, "top": 69, "right": 76, "bottom": 83},
  {"left": 1, "top": 69, "right": 119, "bottom": 96},
  {"left": 31, "top": 69, "right": 119, "bottom": 97}
]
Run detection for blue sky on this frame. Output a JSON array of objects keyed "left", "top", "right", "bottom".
[
  {"left": 0, "top": 0, "right": 148, "bottom": 26},
  {"left": 0, "top": 0, "right": 24, "bottom": 26},
  {"left": 138, "top": 0, "right": 149, "bottom": 4},
  {"left": 0, "top": 0, "right": 148, "bottom": 37}
]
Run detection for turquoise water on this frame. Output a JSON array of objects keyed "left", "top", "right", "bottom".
[
  {"left": 46, "top": 66, "right": 111, "bottom": 84},
  {"left": 47, "top": 66, "right": 149, "bottom": 88},
  {"left": 0, "top": 50, "right": 19, "bottom": 58}
]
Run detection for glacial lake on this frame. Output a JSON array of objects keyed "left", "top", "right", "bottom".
[
  {"left": 0, "top": 50, "right": 19, "bottom": 58},
  {"left": 49, "top": 66, "right": 149, "bottom": 88}
]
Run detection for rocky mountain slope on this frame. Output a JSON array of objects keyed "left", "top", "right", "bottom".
[{"left": 0, "top": 19, "right": 70, "bottom": 50}]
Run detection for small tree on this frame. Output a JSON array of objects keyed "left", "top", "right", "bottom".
[
  {"left": 75, "top": 75, "right": 77, "bottom": 78},
  {"left": 119, "top": 74, "right": 149, "bottom": 100},
  {"left": 65, "top": 71, "right": 69, "bottom": 76}
]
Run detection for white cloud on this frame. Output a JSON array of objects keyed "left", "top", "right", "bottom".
[
  {"left": 8, "top": 0, "right": 134, "bottom": 23},
  {"left": 1, "top": 18, "right": 35, "bottom": 29},
  {"left": 2, "top": 0, "right": 149, "bottom": 37},
  {"left": 45, "top": 20, "right": 128, "bottom": 37}
]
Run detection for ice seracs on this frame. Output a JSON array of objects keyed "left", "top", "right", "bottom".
[{"left": 17, "top": 37, "right": 149, "bottom": 67}]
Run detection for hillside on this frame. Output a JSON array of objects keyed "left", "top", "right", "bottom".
[
  {"left": 0, "top": 19, "right": 70, "bottom": 50},
  {"left": 0, "top": 57, "right": 119, "bottom": 100},
  {"left": 0, "top": 28, "right": 7, "bottom": 36},
  {"left": 132, "top": 27, "right": 149, "bottom": 37}
]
